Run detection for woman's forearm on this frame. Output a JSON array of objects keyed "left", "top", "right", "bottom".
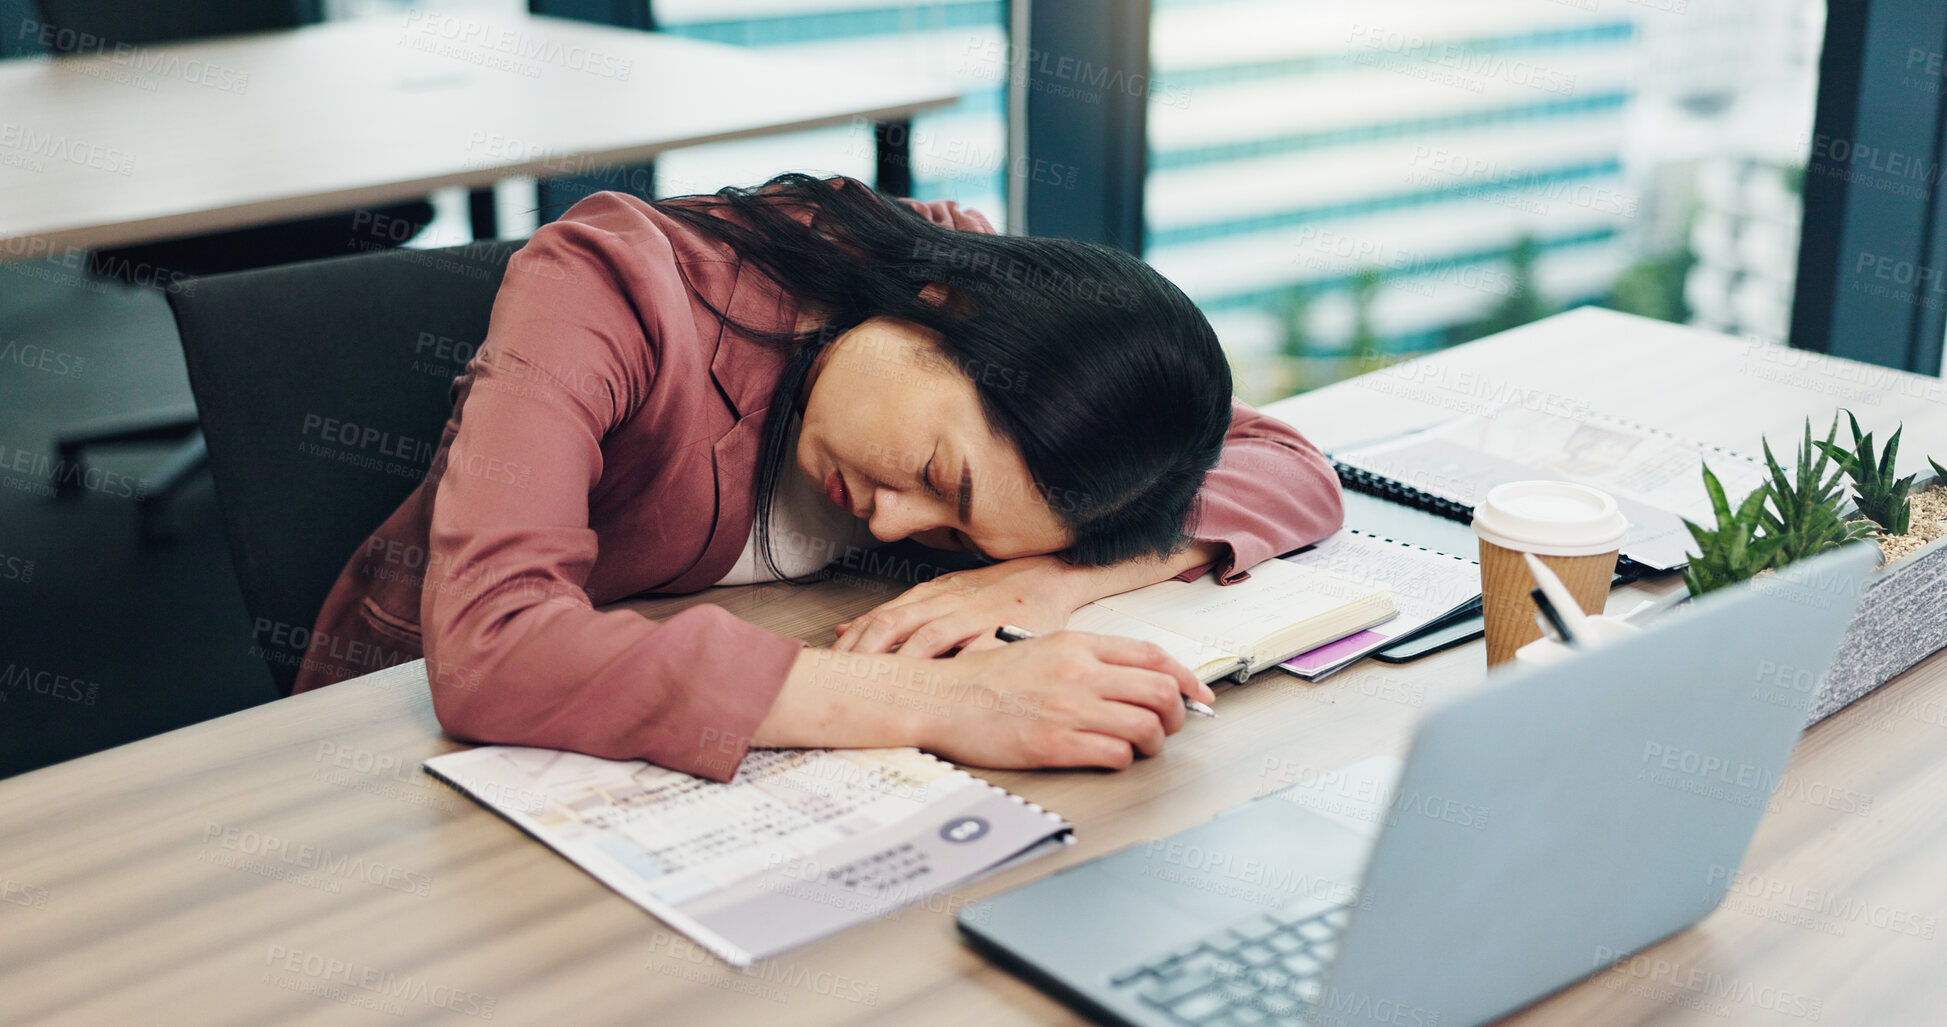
[
  {"left": 754, "top": 647, "right": 940, "bottom": 749},
  {"left": 1039, "top": 539, "right": 1230, "bottom": 607}
]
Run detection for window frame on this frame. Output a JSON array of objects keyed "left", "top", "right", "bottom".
[{"left": 1790, "top": 0, "right": 1947, "bottom": 374}]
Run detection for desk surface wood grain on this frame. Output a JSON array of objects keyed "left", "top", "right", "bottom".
[{"left": 3, "top": 309, "right": 1944, "bottom": 1025}]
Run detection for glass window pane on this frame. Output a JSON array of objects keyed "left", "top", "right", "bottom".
[
  {"left": 655, "top": 0, "right": 1009, "bottom": 229},
  {"left": 1146, "top": 0, "right": 1825, "bottom": 403}
]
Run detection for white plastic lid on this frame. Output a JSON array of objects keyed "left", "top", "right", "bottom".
[{"left": 1471, "top": 480, "right": 1629, "bottom": 556}]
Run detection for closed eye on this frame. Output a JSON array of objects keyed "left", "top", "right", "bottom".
[
  {"left": 920, "top": 453, "right": 945, "bottom": 499},
  {"left": 925, "top": 450, "right": 988, "bottom": 558}
]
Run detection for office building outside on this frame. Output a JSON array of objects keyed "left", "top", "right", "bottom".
[
  {"left": 1146, "top": 0, "right": 1823, "bottom": 401},
  {"left": 654, "top": 0, "right": 1008, "bottom": 228}
]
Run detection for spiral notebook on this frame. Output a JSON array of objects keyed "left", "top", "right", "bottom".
[
  {"left": 1276, "top": 526, "right": 1482, "bottom": 680},
  {"left": 1330, "top": 404, "right": 1771, "bottom": 573},
  {"left": 423, "top": 744, "right": 1071, "bottom": 967}
]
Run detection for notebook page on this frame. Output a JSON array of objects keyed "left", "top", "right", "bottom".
[
  {"left": 1090, "top": 558, "right": 1387, "bottom": 663},
  {"left": 1285, "top": 530, "right": 1476, "bottom": 628},
  {"left": 1336, "top": 405, "right": 1770, "bottom": 570},
  {"left": 1064, "top": 603, "right": 1245, "bottom": 683},
  {"left": 425, "top": 745, "right": 1071, "bottom": 966},
  {"left": 446, "top": 746, "right": 970, "bottom": 902}
]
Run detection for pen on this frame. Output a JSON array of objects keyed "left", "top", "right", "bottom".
[
  {"left": 993, "top": 625, "right": 1217, "bottom": 718},
  {"left": 1523, "top": 552, "right": 1585, "bottom": 648},
  {"left": 1529, "top": 586, "right": 1577, "bottom": 646}
]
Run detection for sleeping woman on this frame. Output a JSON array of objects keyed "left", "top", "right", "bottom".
[{"left": 293, "top": 173, "right": 1343, "bottom": 781}]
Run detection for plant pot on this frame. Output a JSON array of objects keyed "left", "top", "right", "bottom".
[{"left": 1807, "top": 478, "right": 1947, "bottom": 724}]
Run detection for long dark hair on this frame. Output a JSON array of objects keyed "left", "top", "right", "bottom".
[{"left": 642, "top": 173, "right": 1232, "bottom": 581}]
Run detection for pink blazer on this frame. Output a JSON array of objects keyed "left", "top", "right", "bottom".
[{"left": 293, "top": 185, "right": 1345, "bottom": 780}]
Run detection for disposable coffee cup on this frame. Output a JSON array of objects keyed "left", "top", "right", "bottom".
[{"left": 1472, "top": 481, "right": 1629, "bottom": 666}]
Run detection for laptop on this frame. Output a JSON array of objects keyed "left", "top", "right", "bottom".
[{"left": 958, "top": 542, "right": 1877, "bottom": 1027}]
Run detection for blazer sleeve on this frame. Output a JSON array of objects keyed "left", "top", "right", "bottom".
[
  {"left": 1170, "top": 398, "right": 1345, "bottom": 585},
  {"left": 419, "top": 197, "right": 808, "bottom": 783}
]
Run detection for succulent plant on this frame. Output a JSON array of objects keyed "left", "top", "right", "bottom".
[
  {"left": 1759, "top": 416, "right": 1877, "bottom": 565},
  {"left": 1931, "top": 456, "right": 1946, "bottom": 487},
  {"left": 1682, "top": 462, "right": 1784, "bottom": 597},
  {"left": 1683, "top": 417, "right": 1900, "bottom": 597},
  {"left": 1813, "top": 410, "right": 1914, "bottom": 536}
]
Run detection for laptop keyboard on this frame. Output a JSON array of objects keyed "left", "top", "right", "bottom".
[{"left": 1106, "top": 905, "right": 1348, "bottom": 1026}]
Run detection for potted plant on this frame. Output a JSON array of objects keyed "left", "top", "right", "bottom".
[
  {"left": 1813, "top": 411, "right": 1947, "bottom": 564},
  {"left": 1683, "top": 413, "right": 1947, "bottom": 722}
]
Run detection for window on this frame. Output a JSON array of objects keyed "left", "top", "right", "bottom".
[
  {"left": 653, "top": 1, "right": 1008, "bottom": 227},
  {"left": 1144, "top": 0, "right": 1826, "bottom": 402}
]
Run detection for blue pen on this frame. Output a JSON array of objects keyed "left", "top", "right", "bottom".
[{"left": 994, "top": 624, "right": 1217, "bottom": 718}]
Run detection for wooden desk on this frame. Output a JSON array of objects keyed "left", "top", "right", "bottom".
[
  {"left": 4, "top": 309, "right": 1945, "bottom": 1024},
  {"left": 0, "top": 11, "right": 960, "bottom": 254}
]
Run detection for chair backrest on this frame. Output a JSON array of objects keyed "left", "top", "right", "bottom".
[
  {"left": 166, "top": 239, "right": 522, "bottom": 694},
  {"left": 32, "top": 0, "right": 319, "bottom": 48}
]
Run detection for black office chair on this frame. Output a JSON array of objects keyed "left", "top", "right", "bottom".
[
  {"left": 165, "top": 240, "right": 521, "bottom": 694},
  {"left": 35, "top": 0, "right": 440, "bottom": 545}
]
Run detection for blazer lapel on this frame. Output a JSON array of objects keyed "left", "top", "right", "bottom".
[
  {"left": 708, "top": 257, "right": 796, "bottom": 421},
  {"left": 665, "top": 258, "right": 800, "bottom": 592}
]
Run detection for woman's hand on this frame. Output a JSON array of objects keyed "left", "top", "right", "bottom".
[
  {"left": 831, "top": 555, "right": 1088, "bottom": 658},
  {"left": 759, "top": 631, "right": 1218, "bottom": 771},
  {"left": 920, "top": 631, "right": 1218, "bottom": 769},
  {"left": 830, "top": 542, "right": 1231, "bottom": 658}
]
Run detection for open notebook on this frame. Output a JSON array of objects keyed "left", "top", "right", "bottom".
[
  {"left": 1064, "top": 557, "right": 1397, "bottom": 685},
  {"left": 423, "top": 745, "right": 1071, "bottom": 967},
  {"left": 1332, "top": 404, "right": 1769, "bottom": 572}
]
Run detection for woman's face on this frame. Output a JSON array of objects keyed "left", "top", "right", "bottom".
[{"left": 797, "top": 317, "right": 1071, "bottom": 560}]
